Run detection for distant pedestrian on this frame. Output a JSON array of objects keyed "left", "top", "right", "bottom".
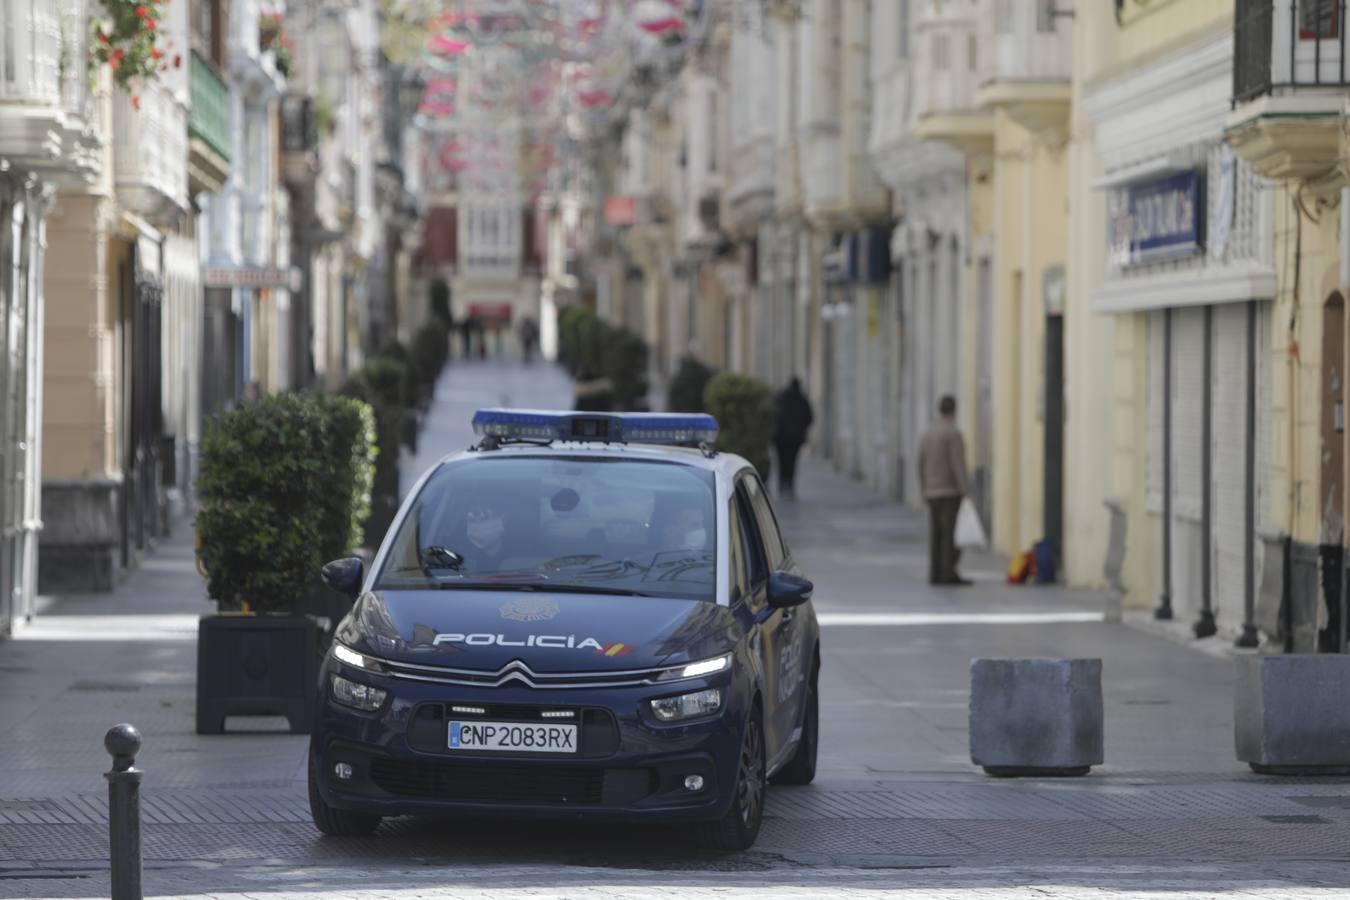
[
  {"left": 242, "top": 381, "right": 262, "bottom": 404},
  {"left": 772, "top": 377, "right": 813, "bottom": 499},
  {"left": 919, "top": 395, "right": 971, "bottom": 586},
  {"left": 459, "top": 317, "right": 473, "bottom": 359},
  {"left": 518, "top": 316, "right": 539, "bottom": 364}
]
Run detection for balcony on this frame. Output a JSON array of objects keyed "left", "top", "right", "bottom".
[
  {"left": 726, "top": 134, "right": 775, "bottom": 234},
  {"left": 0, "top": 0, "right": 99, "bottom": 180},
  {"left": 1226, "top": 0, "right": 1349, "bottom": 181},
  {"left": 188, "top": 51, "right": 232, "bottom": 195},
  {"left": 912, "top": 2, "right": 995, "bottom": 157},
  {"left": 113, "top": 82, "right": 189, "bottom": 222},
  {"left": 976, "top": 0, "right": 1073, "bottom": 145}
]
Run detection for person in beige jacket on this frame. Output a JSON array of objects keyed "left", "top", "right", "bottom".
[{"left": 918, "top": 395, "right": 971, "bottom": 586}]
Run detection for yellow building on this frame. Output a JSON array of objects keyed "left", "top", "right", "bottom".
[
  {"left": 1225, "top": 0, "right": 1350, "bottom": 650},
  {"left": 977, "top": 2, "right": 1075, "bottom": 572},
  {"left": 1079, "top": 0, "right": 1282, "bottom": 647}
]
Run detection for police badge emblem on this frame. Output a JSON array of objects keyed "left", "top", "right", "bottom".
[{"left": 499, "top": 597, "right": 561, "bottom": 622}]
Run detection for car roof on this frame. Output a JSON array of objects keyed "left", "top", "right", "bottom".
[{"left": 428, "top": 442, "right": 752, "bottom": 481}]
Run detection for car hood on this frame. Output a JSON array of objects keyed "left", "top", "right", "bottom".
[{"left": 335, "top": 589, "right": 741, "bottom": 672}]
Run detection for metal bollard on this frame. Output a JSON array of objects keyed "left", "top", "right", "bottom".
[{"left": 104, "top": 724, "right": 143, "bottom": 900}]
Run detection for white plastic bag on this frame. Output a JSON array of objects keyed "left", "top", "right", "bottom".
[{"left": 955, "top": 497, "right": 988, "bottom": 550}]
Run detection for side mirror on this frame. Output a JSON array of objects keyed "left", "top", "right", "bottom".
[
  {"left": 321, "top": 557, "right": 365, "bottom": 598},
  {"left": 767, "top": 570, "right": 813, "bottom": 609}
]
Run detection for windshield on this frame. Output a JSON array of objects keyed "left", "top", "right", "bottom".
[{"left": 376, "top": 456, "right": 717, "bottom": 601}]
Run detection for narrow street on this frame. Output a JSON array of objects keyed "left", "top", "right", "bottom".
[{"left": 0, "top": 359, "right": 1346, "bottom": 898}]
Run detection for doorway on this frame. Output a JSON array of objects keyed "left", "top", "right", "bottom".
[
  {"left": 1044, "top": 312, "right": 1065, "bottom": 574},
  {"left": 1321, "top": 291, "right": 1345, "bottom": 650}
]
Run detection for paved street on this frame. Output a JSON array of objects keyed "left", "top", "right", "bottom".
[{"left": 1, "top": 359, "right": 1348, "bottom": 898}]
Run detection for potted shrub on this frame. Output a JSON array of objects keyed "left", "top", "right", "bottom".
[
  {"left": 342, "top": 357, "right": 409, "bottom": 549},
  {"left": 605, "top": 325, "right": 650, "bottom": 411},
  {"left": 410, "top": 319, "right": 450, "bottom": 410},
  {"left": 194, "top": 392, "right": 375, "bottom": 734},
  {"left": 667, "top": 355, "right": 716, "bottom": 413},
  {"left": 704, "top": 372, "right": 773, "bottom": 479}
]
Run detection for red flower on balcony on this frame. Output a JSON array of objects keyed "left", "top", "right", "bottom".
[{"left": 90, "top": 0, "right": 172, "bottom": 92}]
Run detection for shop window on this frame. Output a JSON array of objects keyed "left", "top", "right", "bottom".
[
  {"left": 1036, "top": 0, "right": 1058, "bottom": 33},
  {"left": 898, "top": 0, "right": 911, "bottom": 57},
  {"left": 933, "top": 34, "right": 950, "bottom": 70}
]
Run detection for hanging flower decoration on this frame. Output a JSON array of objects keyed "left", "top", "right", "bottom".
[
  {"left": 90, "top": 0, "right": 181, "bottom": 93},
  {"left": 259, "top": 12, "right": 295, "bottom": 77}
]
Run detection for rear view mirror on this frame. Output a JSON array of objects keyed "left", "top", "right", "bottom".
[
  {"left": 321, "top": 557, "right": 364, "bottom": 598},
  {"left": 767, "top": 570, "right": 813, "bottom": 609}
]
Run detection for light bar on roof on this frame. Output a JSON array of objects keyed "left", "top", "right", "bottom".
[{"left": 471, "top": 409, "right": 718, "bottom": 446}]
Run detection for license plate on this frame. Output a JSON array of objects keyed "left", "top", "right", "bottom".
[{"left": 448, "top": 720, "right": 578, "bottom": 753}]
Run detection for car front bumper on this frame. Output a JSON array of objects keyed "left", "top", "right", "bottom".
[{"left": 310, "top": 666, "right": 745, "bottom": 824}]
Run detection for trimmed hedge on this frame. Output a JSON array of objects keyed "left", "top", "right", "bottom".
[
  {"left": 704, "top": 372, "right": 773, "bottom": 479},
  {"left": 196, "top": 392, "right": 375, "bottom": 613},
  {"left": 667, "top": 355, "right": 716, "bottom": 413},
  {"left": 556, "top": 304, "right": 649, "bottom": 411}
]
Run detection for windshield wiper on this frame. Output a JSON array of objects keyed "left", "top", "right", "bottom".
[{"left": 423, "top": 580, "right": 652, "bottom": 598}]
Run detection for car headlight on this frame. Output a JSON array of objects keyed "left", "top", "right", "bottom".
[
  {"left": 333, "top": 642, "right": 384, "bottom": 672},
  {"left": 649, "top": 688, "right": 723, "bottom": 722},
  {"left": 653, "top": 652, "right": 731, "bottom": 683},
  {"left": 331, "top": 674, "right": 388, "bottom": 712}
]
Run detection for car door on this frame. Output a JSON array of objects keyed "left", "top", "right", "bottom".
[
  {"left": 728, "top": 481, "right": 782, "bottom": 752},
  {"left": 740, "top": 472, "right": 808, "bottom": 754}
]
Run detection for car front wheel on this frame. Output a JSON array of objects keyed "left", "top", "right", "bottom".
[{"left": 707, "top": 705, "right": 766, "bottom": 851}]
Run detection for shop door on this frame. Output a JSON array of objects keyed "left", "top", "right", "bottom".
[
  {"left": 1321, "top": 292, "right": 1345, "bottom": 650},
  {"left": 975, "top": 258, "right": 993, "bottom": 533},
  {"left": 1043, "top": 313, "right": 1064, "bottom": 570},
  {"left": 0, "top": 195, "right": 16, "bottom": 636}
]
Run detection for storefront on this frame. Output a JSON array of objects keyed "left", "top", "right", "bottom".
[
  {"left": 1087, "top": 30, "right": 1275, "bottom": 637},
  {"left": 0, "top": 176, "right": 52, "bottom": 636}
]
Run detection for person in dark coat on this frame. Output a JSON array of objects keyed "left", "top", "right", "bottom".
[{"left": 772, "top": 377, "right": 814, "bottom": 499}]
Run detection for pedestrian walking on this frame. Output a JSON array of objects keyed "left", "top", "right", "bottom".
[
  {"left": 772, "top": 377, "right": 813, "bottom": 499},
  {"left": 518, "top": 316, "right": 539, "bottom": 364},
  {"left": 919, "top": 395, "right": 971, "bottom": 586},
  {"left": 459, "top": 316, "right": 474, "bottom": 360}
]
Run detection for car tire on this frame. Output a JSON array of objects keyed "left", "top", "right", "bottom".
[
  {"left": 308, "top": 755, "right": 381, "bottom": 837},
  {"left": 772, "top": 665, "right": 818, "bottom": 786},
  {"left": 706, "top": 705, "right": 766, "bottom": 852}
]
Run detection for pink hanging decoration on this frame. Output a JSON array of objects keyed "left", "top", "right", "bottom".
[
  {"left": 638, "top": 16, "right": 685, "bottom": 35},
  {"left": 578, "top": 89, "right": 610, "bottom": 108},
  {"left": 431, "top": 35, "right": 472, "bottom": 55},
  {"left": 419, "top": 101, "right": 456, "bottom": 116}
]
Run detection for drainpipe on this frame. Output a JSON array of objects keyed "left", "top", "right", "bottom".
[
  {"left": 1195, "top": 304, "right": 1218, "bottom": 638},
  {"left": 1156, "top": 307, "right": 1174, "bottom": 620}
]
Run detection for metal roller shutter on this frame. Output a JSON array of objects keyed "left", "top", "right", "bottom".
[
  {"left": 1170, "top": 306, "right": 1205, "bottom": 620},
  {"left": 1211, "top": 303, "right": 1249, "bottom": 631}
]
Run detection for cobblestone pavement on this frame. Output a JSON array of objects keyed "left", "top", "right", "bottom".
[{"left": 1, "top": 358, "right": 1348, "bottom": 898}]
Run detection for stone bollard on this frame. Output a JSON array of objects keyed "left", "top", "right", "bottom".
[
  {"left": 970, "top": 658, "right": 1104, "bottom": 777},
  {"left": 105, "top": 724, "right": 143, "bottom": 900},
  {"left": 1235, "top": 655, "right": 1350, "bottom": 775}
]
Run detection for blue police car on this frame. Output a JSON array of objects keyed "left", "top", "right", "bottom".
[{"left": 308, "top": 410, "right": 820, "bottom": 850}]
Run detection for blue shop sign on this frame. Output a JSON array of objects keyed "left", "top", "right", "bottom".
[{"left": 1108, "top": 170, "right": 1206, "bottom": 267}]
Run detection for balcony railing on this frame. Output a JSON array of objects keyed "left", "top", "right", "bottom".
[
  {"left": 0, "top": 0, "right": 98, "bottom": 175},
  {"left": 986, "top": 0, "right": 1072, "bottom": 84},
  {"left": 914, "top": 8, "right": 986, "bottom": 120},
  {"left": 1235, "top": 0, "right": 1349, "bottom": 104},
  {"left": 189, "top": 51, "right": 231, "bottom": 162},
  {"left": 114, "top": 82, "right": 189, "bottom": 220}
]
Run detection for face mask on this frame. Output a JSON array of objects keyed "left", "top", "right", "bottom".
[
  {"left": 682, "top": 528, "right": 707, "bottom": 550},
  {"left": 467, "top": 519, "right": 504, "bottom": 549}
]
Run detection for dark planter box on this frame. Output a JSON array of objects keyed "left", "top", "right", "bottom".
[{"left": 196, "top": 614, "right": 324, "bottom": 735}]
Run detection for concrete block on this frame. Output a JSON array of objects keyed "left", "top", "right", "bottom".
[
  {"left": 970, "top": 658, "right": 1103, "bottom": 777},
  {"left": 1235, "top": 654, "right": 1350, "bottom": 775}
]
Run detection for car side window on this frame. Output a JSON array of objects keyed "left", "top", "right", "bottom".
[
  {"left": 728, "top": 498, "right": 751, "bottom": 605},
  {"left": 734, "top": 482, "right": 769, "bottom": 588},
  {"left": 743, "top": 473, "right": 788, "bottom": 569}
]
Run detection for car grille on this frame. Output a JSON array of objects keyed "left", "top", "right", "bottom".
[
  {"left": 369, "top": 758, "right": 653, "bottom": 806},
  {"left": 405, "top": 703, "right": 620, "bottom": 758}
]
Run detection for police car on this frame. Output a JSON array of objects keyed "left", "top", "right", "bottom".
[{"left": 308, "top": 409, "right": 820, "bottom": 850}]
